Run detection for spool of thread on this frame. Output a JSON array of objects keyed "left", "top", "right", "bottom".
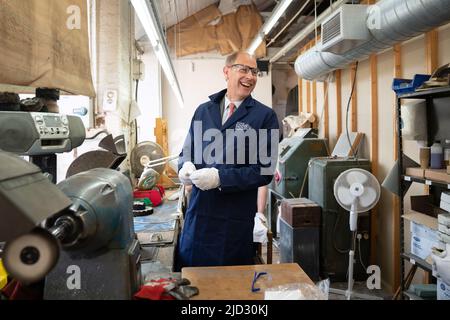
[
  {"left": 419, "top": 147, "right": 430, "bottom": 169},
  {"left": 444, "top": 139, "right": 450, "bottom": 167}
]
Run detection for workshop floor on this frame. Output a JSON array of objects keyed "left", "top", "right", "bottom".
[{"left": 262, "top": 239, "right": 392, "bottom": 300}]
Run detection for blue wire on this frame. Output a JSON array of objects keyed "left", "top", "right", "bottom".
[{"left": 251, "top": 271, "right": 268, "bottom": 292}]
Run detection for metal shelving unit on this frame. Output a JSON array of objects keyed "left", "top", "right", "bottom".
[{"left": 396, "top": 86, "right": 450, "bottom": 300}]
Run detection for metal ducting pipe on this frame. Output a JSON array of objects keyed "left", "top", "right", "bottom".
[{"left": 295, "top": 0, "right": 450, "bottom": 81}]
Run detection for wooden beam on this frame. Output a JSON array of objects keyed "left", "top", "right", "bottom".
[
  {"left": 423, "top": 29, "right": 438, "bottom": 283},
  {"left": 154, "top": 118, "right": 169, "bottom": 156},
  {"left": 351, "top": 63, "right": 358, "bottom": 132},
  {"left": 426, "top": 30, "right": 438, "bottom": 74},
  {"left": 324, "top": 81, "right": 329, "bottom": 142},
  {"left": 370, "top": 54, "right": 379, "bottom": 266},
  {"left": 336, "top": 70, "right": 342, "bottom": 138},
  {"left": 298, "top": 78, "right": 303, "bottom": 113},
  {"left": 393, "top": 44, "right": 402, "bottom": 159},
  {"left": 393, "top": 44, "right": 402, "bottom": 293},
  {"left": 312, "top": 81, "right": 317, "bottom": 124},
  {"left": 154, "top": 118, "right": 177, "bottom": 187},
  {"left": 306, "top": 81, "right": 311, "bottom": 113}
]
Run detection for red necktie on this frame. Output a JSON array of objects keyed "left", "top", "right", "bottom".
[{"left": 227, "top": 103, "right": 236, "bottom": 120}]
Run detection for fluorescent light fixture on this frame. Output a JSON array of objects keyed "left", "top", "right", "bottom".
[
  {"left": 247, "top": 33, "right": 264, "bottom": 55},
  {"left": 131, "top": 0, "right": 184, "bottom": 108},
  {"left": 262, "top": 0, "right": 294, "bottom": 34},
  {"left": 247, "top": 0, "right": 293, "bottom": 54}
]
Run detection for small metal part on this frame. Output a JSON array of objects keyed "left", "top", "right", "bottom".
[
  {"left": 130, "top": 141, "right": 165, "bottom": 177},
  {"left": 20, "top": 246, "right": 40, "bottom": 265}
]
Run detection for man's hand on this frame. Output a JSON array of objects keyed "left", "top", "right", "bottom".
[
  {"left": 253, "top": 212, "right": 268, "bottom": 244},
  {"left": 178, "top": 162, "right": 196, "bottom": 186},
  {"left": 190, "top": 168, "right": 220, "bottom": 191}
]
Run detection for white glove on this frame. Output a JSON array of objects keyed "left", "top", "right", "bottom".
[
  {"left": 189, "top": 168, "right": 220, "bottom": 191},
  {"left": 253, "top": 212, "right": 268, "bottom": 244},
  {"left": 178, "top": 161, "right": 196, "bottom": 185}
]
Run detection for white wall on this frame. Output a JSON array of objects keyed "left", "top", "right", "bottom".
[
  {"left": 97, "top": 0, "right": 133, "bottom": 138},
  {"left": 162, "top": 55, "right": 273, "bottom": 158},
  {"left": 136, "top": 43, "right": 162, "bottom": 143}
]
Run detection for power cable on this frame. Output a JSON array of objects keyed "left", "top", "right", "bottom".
[{"left": 345, "top": 61, "right": 359, "bottom": 159}]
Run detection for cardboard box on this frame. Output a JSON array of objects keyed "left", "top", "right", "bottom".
[
  {"left": 439, "top": 232, "right": 450, "bottom": 244},
  {"left": 440, "top": 200, "right": 450, "bottom": 213},
  {"left": 425, "top": 169, "right": 450, "bottom": 183},
  {"left": 406, "top": 167, "right": 425, "bottom": 178},
  {"left": 411, "top": 234, "right": 443, "bottom": 260},
  {"left": 438, "top": 224, "right": 450, "bottom": 235},
  {"left": 403, "top": 211, "right": 438, "bottom": 230},
  {"left": 438, "top": 213, "right": 450, "bottom": 226},
  {"left": 441, "top": 192, "right": 450, "bottom": 204},
  {"left": 410, "top": 221, "right": 440, "bottom": 242},
  {"left": 437, "top": 279, "right": 450, "bottom": 300}
]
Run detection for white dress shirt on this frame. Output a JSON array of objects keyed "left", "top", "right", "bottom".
[{"left": 222, "top": 96, "right": 243, "bottom": 125}]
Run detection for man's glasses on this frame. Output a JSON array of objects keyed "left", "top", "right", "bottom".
[{"left": 229, "top": 64, "right": 261, "bottom": 77}]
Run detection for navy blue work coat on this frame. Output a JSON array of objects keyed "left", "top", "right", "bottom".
[{"left": 176, "top": 89, "right": 279, "bottom": 268}]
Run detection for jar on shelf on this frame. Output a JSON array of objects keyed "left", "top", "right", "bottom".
[{"left": 431, "top": 141, "right": 444, "bottom": 169}]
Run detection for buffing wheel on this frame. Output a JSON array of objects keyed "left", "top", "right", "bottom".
[{"left": 2, "top": 229, "right": 59, "bottom": 284}]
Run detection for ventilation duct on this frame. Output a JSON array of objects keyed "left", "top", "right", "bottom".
[{"left": 295, "top": 0, "right": 450, "bottom": 81}]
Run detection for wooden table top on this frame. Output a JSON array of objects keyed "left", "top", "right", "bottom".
[{"left": 182, "top": 263, "right": 314, "bottom": 300}]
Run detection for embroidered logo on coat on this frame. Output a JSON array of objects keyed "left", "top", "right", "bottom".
[{"left": 235, "top": 122, "right": 252, "bottom": 131}]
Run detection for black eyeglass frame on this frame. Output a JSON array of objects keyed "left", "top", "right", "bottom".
[{"left": 228, "top": 64, "right": 261, "bottom": 77}]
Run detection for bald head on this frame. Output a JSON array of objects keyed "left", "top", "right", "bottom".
[{"left": 225, "top": 51, "right": 257, "bottom": 66}]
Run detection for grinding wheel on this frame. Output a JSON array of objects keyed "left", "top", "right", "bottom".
[
  {"left": 66, "top": 150, "right": 126, "bottom": 178},
  {"left": 130, "top": 141, "right": 165, "bottom": 177},
  {"left": 2, "top": 229, "right": 59, "bottom": 284},
  {"left": 114, "top": 135, "right": 126, "bottom": 155}
]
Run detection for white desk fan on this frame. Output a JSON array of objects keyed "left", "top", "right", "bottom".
[{"left": 330, "top": 168, "right": 381, "bottom": 300}]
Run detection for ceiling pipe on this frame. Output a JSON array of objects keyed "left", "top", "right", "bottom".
[
  {"left": 269, "top": 0, "right": 347, "bottom": 63},
  {"left": 295, "top": 0, "right": 450, "bottom": 81}
]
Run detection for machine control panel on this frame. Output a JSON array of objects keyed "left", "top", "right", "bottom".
[{"left": 32, "top": 113, "right": 70, "bottom": 140}]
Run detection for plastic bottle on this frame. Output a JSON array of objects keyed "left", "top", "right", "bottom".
[
  {"left": 445, "top": 139, "right": 450, "bottom": 167},
  {"left": 430, "top": 141, "right": 444, "bottom": 169}
]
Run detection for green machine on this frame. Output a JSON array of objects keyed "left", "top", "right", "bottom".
[
  {"left": 268, "top": 129, "right": 329, "bottom": 236},
  {"left": 308, "top": 157, "right": 371, "bottom": 282}
]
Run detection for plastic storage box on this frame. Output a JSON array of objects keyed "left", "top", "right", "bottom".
[{"left": 392, "top": 74, "right": 431, "bottom": 95}]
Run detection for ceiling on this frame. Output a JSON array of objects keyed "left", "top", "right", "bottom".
[
  {"left": 136, "top": 0, "right": 349, "bottom": 63},
  {"left": 154, "top": 0, "right": 277, "bottom": 29}
]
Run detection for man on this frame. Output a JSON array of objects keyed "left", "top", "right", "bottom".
[{"left": 176, "top": 51, "right": 279, "bottom": 268}]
